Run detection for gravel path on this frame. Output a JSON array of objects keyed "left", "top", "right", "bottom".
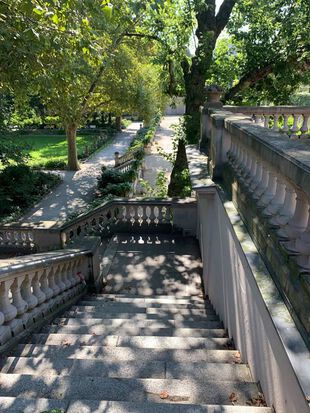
[
  {"left": 22, "top": 123, "right": 140, "bottom": 225},
  {"left": 141, "top": 116, "right": 180, "bottom": 190}
]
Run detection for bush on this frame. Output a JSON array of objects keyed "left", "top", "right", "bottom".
[
  {"left": 0, "top": 165, "right": 60, "bottom": 220},
  {"left": 99, "top": 182, "right": 132, "bottom": 197},
  {"left": 43, "top": 159, "right": 67, "bottom": 170}
]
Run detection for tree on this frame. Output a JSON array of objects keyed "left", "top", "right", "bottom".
[{"left": 0, "top": 0, "right": 162, "bottom": 170}]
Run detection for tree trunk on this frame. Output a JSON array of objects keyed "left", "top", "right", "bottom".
[
  {"left": 115, "top": 115, "right": 122, "bottom": 131},
  {"left": 65, "top": 122, "right": 80, "bottom": 171}
]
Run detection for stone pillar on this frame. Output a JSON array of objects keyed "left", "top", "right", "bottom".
[
  {"left": 114, "top": 152, "right": 120, "bottom": 167},
  {"left": 199, "top": 85, "right": 223, "bottom": 155}
]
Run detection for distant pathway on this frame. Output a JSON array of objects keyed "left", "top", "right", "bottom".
[
  {"left": 142, "top": 116, "right": 180, "bottom": 189},
  {"left": 22, "top": 123, "right": 140, "bottom": 225}
]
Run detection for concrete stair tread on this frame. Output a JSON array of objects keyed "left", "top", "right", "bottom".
[
  {"left": 67, "top": 400, "right": 273, "bottom": 413},
  {"left": 27, "top": 333, "right": 231, "bottom": 350},
  {"left": 12, "top": 344, "right": 240, "bottom": 363},
  {"left": 72, "top": 305, "right": 216, "bottom": 316},
  {"left": 55, "top": 317, "right": 222, "bottom": 329},
  {"left": 1, "top": 357, "right": 252, "bottom": 381},
  {"left": 64, "top": 310, "right": 219, "bottom": 322},
  {"left": 42, "top": 324, "right": 228, "bottom": 338},
  {"left": 92, "top": 293, "right": 205, "bottom": 302},
  {"left": 0, "top": 373, "right": 261, "bottom": 405},
  {"left": 78, "top": 298, "right": 213, "bottom": 310},
  {"left": 0, "top": 398, "right": 273, "bottom": 413}
]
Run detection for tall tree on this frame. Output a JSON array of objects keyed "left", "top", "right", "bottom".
[{"left": 0, "top": 0, "right": 161, "bottom": 170}]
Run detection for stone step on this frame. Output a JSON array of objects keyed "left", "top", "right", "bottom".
[
  {"left": 65, "top": 310, "right": 219, "bottom": 322},
  {"left": 91, "top": 293, "right": 205, "bottom": 303},
  {"left": 78, "top": 300, "right": 211, "bottom": 310},
  {"left": 42, "top": 324, "right": 227, "bottom": 338},
  {"left": 72, "top": 305, "right": 216, "bottom": 316},
  {"left": 1, "top": 357, "right": 252, "bottom": 382},
  {"left": 0, "top": 397, "right": 69, "bottom": 413},
  {"left": 27, "top": 333, "right": 230, "bottom": 350},
  {"left": 54, "top": 317, "right": 224, "bottom": 329},
  {"left": 0, "top": 397, "right": 272, "bottom": 413},
  {"left": 12, "top": 344, "right": 240, "bottom": 363},
  {"left": 67, "top": 400, "right": 272, "bottom": 413},
  {"left": 0, "top": 373, "right": 260, "bottom": 405}
]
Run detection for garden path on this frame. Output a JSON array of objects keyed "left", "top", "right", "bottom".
[
  {"left": 141, "top": 116, "right": 180, "bottom": 191},
  {"left": 21, "top": 123, "right": 141, "bottom": 225}
]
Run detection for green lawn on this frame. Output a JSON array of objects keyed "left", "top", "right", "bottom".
[{"left": 14, "top": 132, "right": 109, "bottom": 169}]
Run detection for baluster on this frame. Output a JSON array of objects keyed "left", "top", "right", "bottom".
[
  {"left": 39, "top": 269, "right": 54, "bottom": 313},
  {"left": 262, "top": 175, "right": 286, "bottom": 217},
  {"left": 20, "top": 273, "right": 40, "bottom": 324},
  {"left": 269, "top": 183, "right": 296, "bottom": 227},
  {"left": 257, "top": 170, "right": 277, "bottom": 208},
  {"left": 300, "top": 114, "right": 309, "bottom": 139},
  {"left": 11, "top": 277, "right": 28, "bottom": 317},
  {"left": 157, "top": 206, "right": 164, "bottom": 224},
  {"left": 249, "top": 161, "right": 263, "bottom": 192},
  {"left": 48, "top": 267, "right": 61, "bottom": 297},
  {"left": 244, "top": 155, "right": 258, "bottom": 188},
  {"left": 277, "top": 190, "right": 309, "bottom": 240},
  {"left": 0, "top": 280, "right": 17, "bottom": 323},
  {"left": 263, "top": 114, "right": 270, "bottom": 128},
  {"left": 32, "top": 271, "right": 47, "bottom": 318},
  {"left": 284, "top": 211, "right": 310, "bottom": 255},
  {"left": 253, "top": 164, "right": 269, "bottom": 200},
  {"left": 62, "top": 262, "right": 72, "bottom": 290},
  {"left": 149, "top": 206, "right": 156, "bottom": 225},
  {"left": 55, "top": 265, "right": 66, "bottom": 294},
  {"left": 272, "top": 114, "right": 280, "bottom": 132},
  {"left": 290, "top": 114, "right": 300, "bottom": 139},
  {"left": 282, "top": 114, "right": 289, "bottom": 134}
]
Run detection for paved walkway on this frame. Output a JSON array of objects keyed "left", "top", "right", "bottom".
[
  {"left": 142, "top": 116, "right": 180, "bottom": 190},
  {"left": 22, "top": 123, "right": 140, "bottom": 225}
]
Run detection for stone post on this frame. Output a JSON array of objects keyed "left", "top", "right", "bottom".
[
  {"left": 114, "top": 152, "right": 120, "bottom": 167},
  {"left": 199, "top": 85, "right": 223, "bottom": 155}
]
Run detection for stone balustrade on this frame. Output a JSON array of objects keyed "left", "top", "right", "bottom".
[
  {"left": 0, "top": 249, "right": 91, "bottom": 350},
  {"left": 0, "top": 222, "right": 63, "bottom": 253},
  {"left": 60, "top": 198, "right": 196, "bottom": 247},
  {"left": 226, "top": 106, "right": 310, "bottom": 139},
  {"left": 114, "top": 149, "right": 140, "bottom": 168},
  {"left": 0, "top": 199, "right": 197, "bottom": 253},
  {"left": 200, "top": 104, "right": 310, "bottom": 338}
]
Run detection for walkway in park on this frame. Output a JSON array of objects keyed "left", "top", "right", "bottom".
[
  {"left": 142, "top": 116, "right": 180, "bottom": 190},
  {"left": 22, "top": 123, "right": 140, "bottom": 225}
]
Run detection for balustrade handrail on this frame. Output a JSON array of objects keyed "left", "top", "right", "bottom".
[
  {"left": 225, "top": 105, "right": 310, "bottom": 114},
  {"left": 223, "top": 105, "right": 310, "bottom": 138},
  {"left": 116, "top": 149, "right": 141, "bottom": 167},
  {"left": 0, "top": 248, "right": 90, "bottom": 279}
]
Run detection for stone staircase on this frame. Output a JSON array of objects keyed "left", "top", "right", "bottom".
[{"left": 0, "top": 235, "right": 273, "bottom": 412}]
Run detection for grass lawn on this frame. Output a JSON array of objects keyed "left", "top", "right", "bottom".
[{"left": 13, "top": 131, "right": 112, "bottom": 169}]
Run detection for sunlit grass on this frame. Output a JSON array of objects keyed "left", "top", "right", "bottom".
[{"left": 13, "top": 133, "right": 99, "bottom": 168}]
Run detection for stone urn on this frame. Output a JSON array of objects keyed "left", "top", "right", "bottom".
[{"left": 205, "top": 84, "right": 223, "bottom": 103}]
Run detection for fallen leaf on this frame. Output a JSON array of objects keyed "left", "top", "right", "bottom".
[
  {"left": 306, "top": 395, "right": 310, "bottom": 402},
  {"left": 246, "top": 392, "right": 267, "bottom": 407},
  {"left": 160, "top": 391, "right": 169, "bottom": 399},
  {"left": 229, "top": 392, "right": 238, "bottom": 405},
  {"left": 233, "top": 351, "right": 241, "bottom": 364}
]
